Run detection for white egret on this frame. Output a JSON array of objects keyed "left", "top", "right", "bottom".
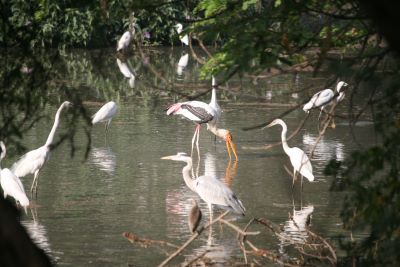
[
  {"left": 11, "top": 101, "right": 72, "bottom": 194},
  {"left": 162, "top": 152, "right": 245, "bottom": 221},
  {"left": 117, "top": 13, "right": 136, "bottom": 52},
  {"left": 303, "top": 81, "right": 348, "bottom": 117},
  {"left": 265, "top": 119, "right": 314, "bottom": 187},
  {"left": 0, "top": 141, "right": 29, "bottom": 213},
  {"left": 208, "top": 76, "right": 221, "bottom": 128},
  {"left": 91, "top": 101, "right": 118, "bottom": 132},
  {"left": 175, "top": 23, "right": 189, "bottom": 46},
  {"left": 166, "top": 100, "right": 238, "bottom": 161},
  {"left": 188, "top": 199, "right": 202, "bottom": 233}
]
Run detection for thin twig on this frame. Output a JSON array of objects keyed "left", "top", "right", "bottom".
[{"left": 219, "top": 218, "right": 260, "bottom": 236}]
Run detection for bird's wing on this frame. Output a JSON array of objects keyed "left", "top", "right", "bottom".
[
  {"left": 181, "top": 35, "right": 189, "bottom": 46},
  {"left": 11, "top": 147, "right": 48, "bottom": 177},
  {"left": 289, "top": 147, "right": 314, "bottom": 181},
  {"left": 312, "top": 89, "right": 334, "bottom": 108},
  {"left": 92, "top": 102, "right": 118, "bottom": 124},
  {"left": 1, "top": 169, "right": 29, "bottom": 206},
  {"left": 181, "top": 103, "right": 214, "bottom": 123},
  {"left": 117, "top": 31, "right": 131, "bottom": 50},
  {"left": 195, "top": 176, "right": 245, "bottom": 215}
]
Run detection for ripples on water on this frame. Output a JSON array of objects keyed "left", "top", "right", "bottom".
[{"left": 10, "top": 48, "right": 376, "bottom": 266}]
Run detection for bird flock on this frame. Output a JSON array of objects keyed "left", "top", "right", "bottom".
[{"left": 0, "top": 19, "right": 349, "bottom": 235}]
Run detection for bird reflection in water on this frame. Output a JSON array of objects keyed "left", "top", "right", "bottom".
[
  {"left": 302, "top": 133, "right": 345, "bottom": 163},
  {"left": 89, "top": 147, "right": 116, "bottom": 176},
  {"left": 116, "top": 57, "right": 136, "bottom": 88},
  {"left": 176, "top": 52, "right": 189, "bottom": 78},
  {"left": 278, "top": 200, "right": 314, "bottom": 256},
  {"left": 22, "top": 209, "right": 57, "bottom": 261}
]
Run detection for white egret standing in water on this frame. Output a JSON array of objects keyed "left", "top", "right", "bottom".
[
  {"left": 11, "top": 101, "right": 72, "bottom": 194},
  {"left": 175, "top": 23, "right": 189, "bottom": 46},
  {"left": 92, "top": 101, "right": 118, "bottom": 133},
  {"left": 265, "top": 119, "right": 314, "bottom": 188},
  {"left": 166, "top": 100, "right": 238, "bottom": 161},
  {"left": 162, "top": 152, "right": 245, "bottom": 221},
  {"left": 1, "top": 141, "right": 30, "bottom": 213}
]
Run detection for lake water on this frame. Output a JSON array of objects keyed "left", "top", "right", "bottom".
[{"left": 4, "top": 47, "right": 375, "bottom": 266}]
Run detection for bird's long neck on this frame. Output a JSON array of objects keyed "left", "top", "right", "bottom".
[
  {"left": 45, "top": 104, "right": 65, "bottom": 147},
  {"left": 207, "top": 126, "right": 225, "bottom": 140},
  {"left": 182, "top": 158, "right": 197, "bottom": 192},
  {"left": 210, "top": 88, "right": 217, "bottom": 105},
  {"left": 279, "top": 122, "right": 291, "bottom": 154}
]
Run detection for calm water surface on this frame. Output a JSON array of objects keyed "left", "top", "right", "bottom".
[{"left": 5, "top": 48, "right": 375, "bottom": 266}]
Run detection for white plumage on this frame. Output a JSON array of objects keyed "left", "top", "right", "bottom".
[
  {"left": 117, "top": 31, "right": 132, "bottom": 52},
  {"left": 11, "top": 101, "right": 72, "bottom": 194},
  {"left": 208, "top": 76, "right": 221, "bottom": 128},
  {"left": 303, "top": 81, "right": 348, "bottom": 113},
  {"left": 162, "top": 153, "right": 245, "bottom": 221},
  {"left": 266, "top": 119, "right": 314, "bottom": 187},
  {"left": 0, "top": 141, "right": 29, "bottom": 212},
  {"left": 176, "top": 53, "right": 189, "bottom": 76},
  {"left": 175, "top": 23, "right": 189, "bottom": 46},
  {"left": 91, "top": 101, "right": 118, "bottom": 132}
]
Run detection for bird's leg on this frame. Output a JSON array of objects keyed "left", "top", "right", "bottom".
[
  {"left": 301, "top": 175, "right": 304, "bottom": 191},
  {"left": 191, "top": 125, "right": 198, "bottom": 157},
  {"left": 31, "top": 171, "right": 39, "bottom": 194},
  {"left": 292, "top": 168, "right": 296, "bottom": 190},
  {"left": 195, "top": 124, "right": 201, "bottom": 161}
]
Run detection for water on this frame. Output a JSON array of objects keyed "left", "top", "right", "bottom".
[{"left": 4, "top": 48, "right": 375, "bottom": 266}]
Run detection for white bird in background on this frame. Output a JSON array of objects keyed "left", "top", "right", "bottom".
[
  {"left": 162, "top": 152, "right": 245, "bottom": 221},
  {"left": 91, "top": 101, "right": 118, "bottom": 133},
  {"left": 208, "top": 76, "right": 222, "bottom": 129},
  {"left": 303, "top": 81, "right": 348, "bottom": 116},
  {"left": 265, "top": 119, "right": 314, "bottom": 188},
  {"left": 117, "top": 12, "right": 136, "bottom": 52},
  {"left": 166, "top": 100, "right": 238, "bottom": 161},
  {"left": 176, "top": 53, "right": 189, "bottom": 76},
  {"left": 175, "top": 23, "right": 189, "bottom": 46},
  {"left": 0, "top": 141, "right": 30, "bottom": 213},
  {"left": 116, "top": 58, "right": 135, "bottom": 88},
  {"left": 12, "top": 101, "right": 72, "bottom": 194}
]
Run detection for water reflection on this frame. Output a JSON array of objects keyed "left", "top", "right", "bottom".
[
  {"left": 302, "top": 133, "right": 345, "bottom": 162},
  {"left": 89, "top": 146, "right": 116, "bottom": 175},
  {"left": 279, "top": 204, "right": 314, "bottom": 255},
  {"left": 116, "top": 58, "right": 135, "bottom": 88},
  {"left": 22, "top": 209, "right": 55, "bottom": 260},
  {"left": 176, "top": 53, "right": 189, "bottom": 78}
]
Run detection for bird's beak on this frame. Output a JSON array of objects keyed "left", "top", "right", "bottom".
[
  {"left": 262, "top": 122, "right": 274, "bottom": 130},
  {"left": 161, "top": 155, "right": 173, "bottom": 160},
  {"left": 225, "top": 134, "right": 238, "bottom": 161}
]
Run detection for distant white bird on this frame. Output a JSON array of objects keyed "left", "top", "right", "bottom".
[
  {"left": 0, "top": 141, "right": 29, "bottom": 213},
  {"left": 303, "top": 81, "right": 348, "bottom": 115},
  {"left": 265, "top": 119, "right": 314, "bottom": 188},
  {"left": 117, "top": 13, "right": 136, "bottom": 52},
  {"left": 208, "top": 76, "right": 221, "bottom": 129},
  {"left": 91, "top": 101, "right": 118, "bottom": 132},
  {"left": 162, "top": 152, "right": 245, "bottom": 221},
  {"left": 11, "top": 101, "right": 72, "bottom": 194},
  {"left": 176, "top": 53, "right": 189, "bottom": 76},
  {"left": 175, "top": 23, "right": 189, "bottom": 46}
]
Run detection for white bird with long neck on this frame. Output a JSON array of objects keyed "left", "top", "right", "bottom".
[
  {"left": 208, "top": 76, "right": 221, "bottom": 128},
  {"left": 175, "top": 23, "right": 189, "bottom": 46},
  {"left": 11, "top": 101, "right": 72, "bottom": 194},
  {"left": 1, "top": 142, "right": 30, "bottom": 213},
  {"left": 265, "top": 119, "right": 314, "bottom": 188},
  {"left": 117, "top": 12, "right": 136, "bottom": 52},
  {"left": 166, "top": 100, "right": 238, "bottom": 161},
  {"left": 162, "top": 152, "right": 245, "bottom": 221}
]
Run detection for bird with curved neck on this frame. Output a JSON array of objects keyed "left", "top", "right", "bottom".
[
  {"left": 11, "top": 101, "right": 72, "bottom": 195},
  {"left": 162, "top": 152, "right": 245, "bottom": 222},
  {"left": 175, "top": 23, "right": 189, "bottom": 46},
  {"left": 265, "top": 119, "right": 314, "bottom": 188},
  {"left": 0, "top": 141, "right": 29, "bottom": 213}
]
